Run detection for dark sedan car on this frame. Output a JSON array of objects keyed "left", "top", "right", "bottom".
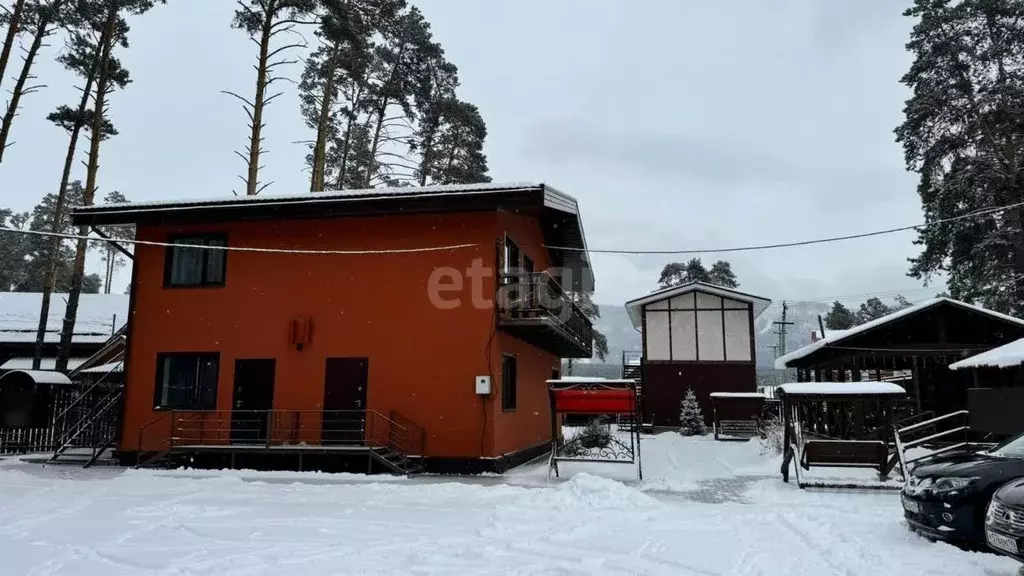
[
  {"left": 901, "top": 433, "right": 1024, "bottom": 547},
  {"left": 986, "top": 477, "right": 1024, "bottom": 563}
]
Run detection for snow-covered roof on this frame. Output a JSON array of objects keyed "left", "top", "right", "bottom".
[
  {"left": 709, "top": 392, "right": 767, "bottom": 399},
  {"left": 774, "top": 298, "right": 1024, "bottom": 369},
  {"left": 949, "top": 338, "right": 1024, "bottom": 370},
  {"left": 0, "top": 370, "right": 73, "bottom": 386},
  {"left": 79, "top": 361, "right": 124, "bottom": 374},
  {"left": 624, "top": 281, "right": 772, "bottom": 329},
  {"left": 76, "top": 181, "right": 560, "bottom": 212},
  {"left": 0, "top": 357, "right": 88, "bottom": 371},
  {"left": 0, "top": 293, "right": 128, "bottom": 344},
  {"left": 776, "top": 382, "right": 906, "bottom": 396}
]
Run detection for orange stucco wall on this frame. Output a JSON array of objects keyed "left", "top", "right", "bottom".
[{"left": 123, "top": 209, "right": 560, "bottom": 460}]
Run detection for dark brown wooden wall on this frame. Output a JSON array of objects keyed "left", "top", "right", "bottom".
[{"left": 641, "top": 362, "right": 757, "bottom": 427}]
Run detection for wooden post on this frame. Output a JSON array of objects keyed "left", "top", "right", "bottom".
[
  {"left": 838, "top": 364, "right": 847, "bottom": 383},
  {"left": 781, "top": 394, "right": 792, "bottom": 483},
  {"left": 851, "top": 360, "right": 862, "bottom": 382},
  {"left": 911, "top": 357, "right": 922, "bottom": 414}
]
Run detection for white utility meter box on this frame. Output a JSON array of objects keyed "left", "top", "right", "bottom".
[{"left": 475, "top": 375, "right": 491, "bottom": 395}]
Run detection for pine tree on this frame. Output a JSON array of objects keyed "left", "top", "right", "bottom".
[
  {"left": 57, "top": 0, "right": 163, "bottom": 372},
  {"left": 361, "top": 5, "right": 438, "bottom": 188},
  {"left": 897, "top": 0, "right": 1024, "bottom": 314},
  {"left": 301, "top": 0, "right": 378, "bottom": 192},
  {"left": 0, "top": 0, "right": 71, "bottom": 165},
  {"left": 34, "top": 0, "right": 114, "bottom": 367},
  {"left": 857, "top": 297, "right": 892, "bottom": 324},
  {"left": 658, "top": 258, "right": 739, "bottom": 289},
  {"left": 893, "top": 294, "right": 914, "bottom": 311},
  {"left": 824, "top": 301, "right": 857, "bottom": 330},
  {"left": 678, "top": 388, "right": 706, "bottom": 436},
  {"left": 415, "top": 98, "right": 489, "bottom": 185},
  {"left": 228, "top": 0, "right": 317, "bottom": 196},
  {"left": 92, "top": 190, "right": 132, "bottom": 293},
  {"left": 707, "top": 260, "right": 738, "bottom": 288},
  {"left": 0, "top": 0, "right": 29, "bottom": 95}
]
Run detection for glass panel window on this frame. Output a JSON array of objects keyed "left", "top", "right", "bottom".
[
  {"left": 154, "top": 354, "right": 219, "bottom": 410},
  {"left": 502, "top": 355, "right": 517, "bottom": 411},
  {"left": 165, "top": 235, "right": 228, "bottom": 287}
]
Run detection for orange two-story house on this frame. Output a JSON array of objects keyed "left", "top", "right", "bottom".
[{"left": 71, "top": 182, "right": 594, "bottom": 473}]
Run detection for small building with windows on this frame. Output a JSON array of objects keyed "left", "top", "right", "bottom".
[
  {"left": 624, "top": 282, "right": 772, "bottom": 428},
  {"left": 70, "top": 182, "right": 594, "bottom": 473}
]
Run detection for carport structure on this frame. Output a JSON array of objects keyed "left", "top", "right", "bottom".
[{"left": 774, "top": 298, "right": 1024, "bottom": 417}]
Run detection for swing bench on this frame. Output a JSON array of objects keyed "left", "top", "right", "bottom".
[
  {"left": 777, "top": 382, "right": 905, "bottom": 489},
  {"left": 546, "top": 378, "right": 643, "bottom": 485}
]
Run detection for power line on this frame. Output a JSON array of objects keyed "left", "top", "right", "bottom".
[
  {"left": 546, "top": 201, "right": 1024, "bottom": 255},
  {"left": 0, "top": 226, "right": 479, "bottom": 255}
]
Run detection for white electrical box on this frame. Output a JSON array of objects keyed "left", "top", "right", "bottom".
[{"left": 475, "top": 375, "right": 491, "bottom": 395}]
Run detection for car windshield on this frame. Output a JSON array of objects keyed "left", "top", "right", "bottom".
[{"left": 986, "top": 433, "right": 1024, "bottom": 458}]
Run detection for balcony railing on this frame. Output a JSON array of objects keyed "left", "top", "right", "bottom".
[{"left": 497, "top": 270, "right": 593, "bottom": 358}]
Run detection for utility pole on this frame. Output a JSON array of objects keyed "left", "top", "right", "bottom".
[
  {"left": 772, "top": 301, "right": 795, "bottom": 358},
  {"left": 771, "top": 301, "right": 795, "bottom": 387}
]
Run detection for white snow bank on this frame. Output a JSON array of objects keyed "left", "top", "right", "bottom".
[
  {"left": 949, "top": 338, "right": 1024, "bottom": 369},
  {"left": 0, "top": 436, "right": 1019, "bottom": 575},
  {"left": 777, "top": 381, "right": 906, "bottom": 395}
]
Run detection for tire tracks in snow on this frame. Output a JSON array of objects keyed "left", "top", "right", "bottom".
[{"left": 775, "top": 512, "right": 853, "bottom": 576}]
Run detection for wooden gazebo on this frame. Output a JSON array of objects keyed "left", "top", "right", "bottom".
[{"left": 775, "top": 298, "right": 1024, "bottom": 418}]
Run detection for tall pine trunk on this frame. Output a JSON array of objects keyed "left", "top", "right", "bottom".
[
  {"left": 363, "top": 99, "right": 388, "bottom": 188},
  {"left": 57, "top": 10, "right": 115, "bottom": 372},
  {"left": 0, "top": 13, "right": 48, "bottom": 164},
  {"left": 0, "top": 0, "right": 27, "bottom": 94},
  {"left": 335, "top": 85, "right": 363, "bottom": 189},
  {"left": 244, "top": 3, "right": 275, "bottom": 196},
  {"left": 32, "top": 34, "right": 102, "bottom": 368},
  {"left": 309, "top": 51, "right": 337, "bottom": 192},
  {"left": 104, "top": 248, "right": 114, "bottom": 294}
]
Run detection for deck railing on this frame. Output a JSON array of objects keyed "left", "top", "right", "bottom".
[
  {"left": 498, "top": 270, "right": 593, "bottom": 350},
  {"left": 137, "top": 409, "right": 425, "bottom": 455}
]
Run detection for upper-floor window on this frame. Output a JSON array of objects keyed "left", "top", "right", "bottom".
[
  {"left": 504, "top": 236, "right": 521, "bottom": 273},
  {"left": 165, "top": 234, "right": 227, "bottom": 287}
]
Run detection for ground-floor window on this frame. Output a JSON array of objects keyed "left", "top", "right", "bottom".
[
  {"left": 153, "top": 353, "right": 219, "bottom": 410},
  {"left": 502, "top": 354, "right": 518, "bottom": 411}
]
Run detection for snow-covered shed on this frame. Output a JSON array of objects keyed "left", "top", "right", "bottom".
[
  {"left": 624, "top": 281, "right": 771, "bottom": 428},
  {"left": 775, "top": 297, "right": 1024, "bottom": 417}
]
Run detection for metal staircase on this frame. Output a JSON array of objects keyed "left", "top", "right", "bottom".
[
  {"left": 48, "top": 360, "right": 123, "bottom": 469},
  {"left": 49, "top": 381, "right": 123, "bottom": 467},
  {"left": 619, "top": 351, "right": 645, "bottom": 432}
]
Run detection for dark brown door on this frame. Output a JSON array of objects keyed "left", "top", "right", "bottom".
[
  {"left": 231, "top": 359, "right": 275, "bottom": 445},
  {"left": 323, "top": 358, "right": 369, "bottom": 445}
]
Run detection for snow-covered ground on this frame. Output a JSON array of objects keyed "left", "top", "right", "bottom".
[{"left": 0, "top": 433, "right": 1019, "bottom": 575}]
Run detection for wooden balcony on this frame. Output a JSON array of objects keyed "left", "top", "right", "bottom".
[{"left": 497, "top": 271, "right": 594, "bottom": 358}]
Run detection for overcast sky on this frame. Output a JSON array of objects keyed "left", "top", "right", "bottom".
[{"left": 0, "top": 0, "right": 936, "bottom": 314}]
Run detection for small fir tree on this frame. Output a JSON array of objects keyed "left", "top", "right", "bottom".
[
  {"left": 678, "top": 388, "right": 706, "bottom": 436},
  {"left": 578, "top": 418, "right": 611, "bottom": 449}
]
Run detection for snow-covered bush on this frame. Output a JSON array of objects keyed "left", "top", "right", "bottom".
[
  {"left": 578, "top": 418, "right": 612, "bottom": 449},
  {"left": 678, "top": 388, "right": 707, "bottom": 436},
  {"left": 759, "top": 414, "right": 785, "bottom": 456}
]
